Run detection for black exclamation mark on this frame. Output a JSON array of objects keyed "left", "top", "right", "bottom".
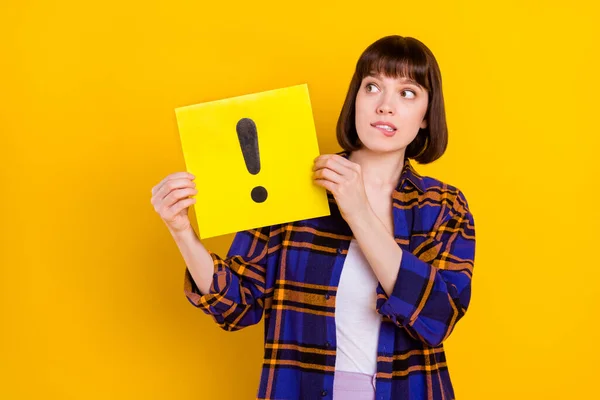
[{"left": 236, "top": 118, "right": 268, "bottom": 203}]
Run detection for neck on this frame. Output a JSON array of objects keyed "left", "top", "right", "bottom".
[{"left": 348, "top": 147, "right": 406, "bottom": 191}]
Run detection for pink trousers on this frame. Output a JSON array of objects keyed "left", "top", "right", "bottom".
[{"left": 332, "top": 370, "right": 376, "bottom": 400}]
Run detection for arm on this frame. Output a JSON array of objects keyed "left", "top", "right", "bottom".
[
  {"left": 179, "top": 225, "right": 275, "bottom": 331},
  {"left": 349, "top": 190, "right": 476, "bottom": 347},
  {"left": 170, "top": 227, "right": 214, "bottom": 295}
]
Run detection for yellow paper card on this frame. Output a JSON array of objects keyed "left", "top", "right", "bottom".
[{"left": 175, "top": 84, "right": 331, "bottom": 239}]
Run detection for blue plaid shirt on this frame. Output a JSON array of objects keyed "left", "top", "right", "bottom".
[{"left": 184, "top": 151, "right": 476, "bottom": 399}]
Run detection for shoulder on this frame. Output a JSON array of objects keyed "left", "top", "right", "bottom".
[
  {"left": 406, "top": 161, "right": 472, "bottom": 218},
  {"left": 424, "top": 177, "right": 469, "bottom": 209}
]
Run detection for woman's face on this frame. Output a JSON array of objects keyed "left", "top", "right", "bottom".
[{"left": 354, "top": 72, "right": 429, "bottom": 154}]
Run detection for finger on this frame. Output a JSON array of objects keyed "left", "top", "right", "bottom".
[
  {"left": 314, "top": 154, "right": 354, "bottom": 167},
  {"left": 313, "top": 155, "right": 355, "bottom": 176},
  {"left": 330, "top": 154, "right": 358, "bottom": 169},
  {"left": 314, "top": 178, "right": 336, "bottom": 193},
  {"left": 153, "top": 172, "right": 195, "bottom": 196},
  {"left": 153, "top": 178, "right": 196, "bottom": 204},
  {"left": 313, "top": 167, "right": 343, "bottom": 184},
  {"left": 328, "top": 154, "right": 362, "bottom": 175},
  {"left": 168, "top": 197, "right": 197, "bottom": 217},
  {"left": 154, "top": 180, "right": 195, "bottom": 208},
  {"left": 161, "top": 187, "right": 198, "bottom": 209},
  {"left": 152, "top": 174, "right": 189, "bottom": 198},
  {"left": 152, "top": 172, "right": 195, "bottom": 196}
]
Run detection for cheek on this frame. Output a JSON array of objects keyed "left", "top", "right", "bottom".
[
  {"left": 414, "top": 99, "right": 429, "bottom": 120},
  {"left": 354, "top": 98, "right": 371, "bottom": 124},
  {"left": 399, "top": 105, "right": 426, "bottom": 124}
]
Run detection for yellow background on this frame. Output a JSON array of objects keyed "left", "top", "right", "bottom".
[
  {"left": 175, "top": 84, "right": 329, "bottom": 239},
  {"left": 1, "top": 1, "right": 598, "bottom": 399}
]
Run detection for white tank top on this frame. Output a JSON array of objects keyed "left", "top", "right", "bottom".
[{"left": 334, "top": 238, "right": 382, "bottom": 374}]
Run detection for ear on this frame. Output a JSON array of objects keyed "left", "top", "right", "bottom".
[{"left": 420, "top": 118, "right": 428, "bottom": 129}]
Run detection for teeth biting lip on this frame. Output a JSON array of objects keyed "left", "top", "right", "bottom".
[
  {"left": 370, "top": 122, "right": 397, "bottom": 132},
  {"left": 371, "top": 122, "right": 397, "bottom": 134}
]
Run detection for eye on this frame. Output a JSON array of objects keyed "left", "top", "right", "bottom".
[
  {"left": 365, "top": 83, "right": 379, "bottom": 93},
  {"left": 402, "top": 90, "right": 416, "bottom": 99}
]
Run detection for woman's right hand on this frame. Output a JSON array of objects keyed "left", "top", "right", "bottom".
[{"left": 151, "top": 172, "right": 197, "bottom": 233}]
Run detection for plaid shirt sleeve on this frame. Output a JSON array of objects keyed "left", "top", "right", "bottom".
[
  {"left": 184, "top": 225, "right": 273, "bottom": 331},
  {"left": 376, "top": 189, "right": 476, "bottom": 347}
]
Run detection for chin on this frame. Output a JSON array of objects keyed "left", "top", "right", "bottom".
[{"left": 358, "top": 136, "right": 409, "bottom": 155}]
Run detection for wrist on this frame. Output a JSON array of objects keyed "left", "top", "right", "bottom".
[
  {"left": 347, "top": 204, "right": 375, "bottom": 229},
  {"left": 169, "top": 225, "right": 197, "bottom": 242}
]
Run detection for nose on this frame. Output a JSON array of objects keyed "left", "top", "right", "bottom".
[{"left": 377, "top": 100, "right": 394, "bottom": 115}]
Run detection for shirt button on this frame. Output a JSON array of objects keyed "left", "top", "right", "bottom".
[
  {"left": 321, "top": 390, "right": 328, "bottom": 396},
  {"left": 325, "top": 293, "right": 330, "bottom": 300},
  {"left": 337, "top": 247, "right": 343, "bottom": 254},
  {"left": 325, "top": 341, "right": 330, "bottom": 348}
]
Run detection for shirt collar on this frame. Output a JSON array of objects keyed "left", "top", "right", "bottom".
[{"left": 336, "top": 150, "right": 425, "bottom": 194}]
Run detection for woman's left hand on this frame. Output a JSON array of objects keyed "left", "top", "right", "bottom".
[{"left": 312, "top": 154, "right": 371, "bottom": 223}]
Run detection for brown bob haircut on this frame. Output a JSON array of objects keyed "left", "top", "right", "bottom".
[{"left": 336, "top": 35, "right": 448, "bottom": 164}]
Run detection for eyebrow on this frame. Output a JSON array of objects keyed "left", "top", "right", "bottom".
[{"left": 366, "top": 72, "right": 422, "bottom": 88}]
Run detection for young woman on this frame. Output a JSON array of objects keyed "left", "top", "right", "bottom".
[{"left": 151, "top": 35, "right": 476, "bottom": 400}]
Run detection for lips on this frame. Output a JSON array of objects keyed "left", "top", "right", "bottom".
[
  {"left": 371, "top": 121, "right": 397, "bottom": 136},
  {"left": 371, "top": 121, "right": 397, "bottom": 130}
]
